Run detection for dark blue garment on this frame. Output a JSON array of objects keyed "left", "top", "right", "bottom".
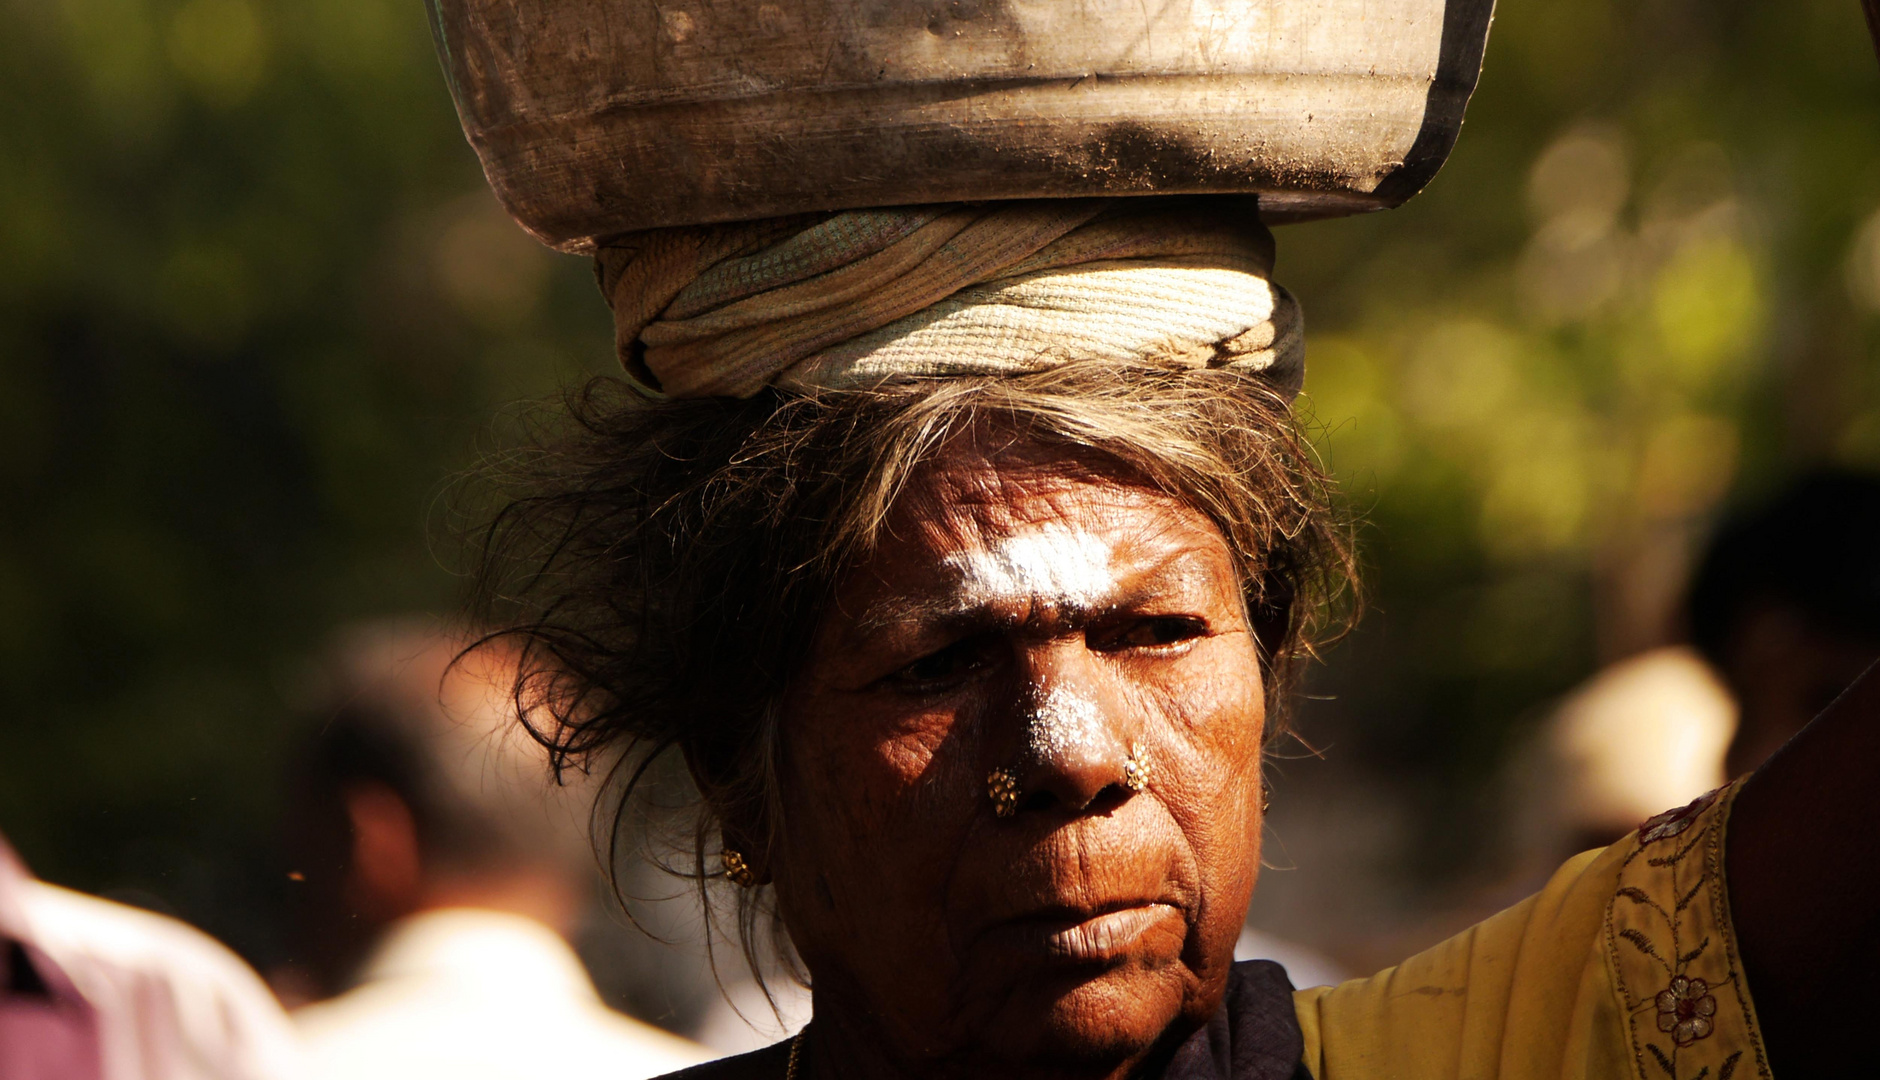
[
  {"left": 655, "top": 959, "right": 1309, "bottom": 1080},
  {"left": 1162, "top": 960, "right": 1312, "bottom": 1080}
]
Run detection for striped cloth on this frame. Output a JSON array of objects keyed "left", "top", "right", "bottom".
[{"left": 594, "top": 198, "right": 1303, "bottom": 400}]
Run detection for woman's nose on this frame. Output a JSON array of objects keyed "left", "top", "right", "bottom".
[{"left": 1014, "top": 677, "right": 1135, "bottom": 813}]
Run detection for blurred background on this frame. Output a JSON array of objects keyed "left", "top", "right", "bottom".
[{"left": 0, "top": 0, "right": 1876, "bottom": 1035}]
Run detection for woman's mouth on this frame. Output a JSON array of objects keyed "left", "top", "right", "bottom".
[{"left": 993, "top": 902, "right": 1182, "bottom": 963}]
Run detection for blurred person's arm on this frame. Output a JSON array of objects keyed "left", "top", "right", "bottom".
[
  {"left": 21, "top": 881, "right": 305, "bottom": 1080},
  {"left": 1727, "top": 659, "right": 1880, "bottom": 1074}
]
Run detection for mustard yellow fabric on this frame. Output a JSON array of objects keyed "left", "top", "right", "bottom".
[{"left": 1295, "top": 781, "right": 1772, "bottom": 1080}]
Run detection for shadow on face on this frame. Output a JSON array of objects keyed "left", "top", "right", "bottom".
[{"left": 769, "top": 437, "right": 1269, "bottom": 1076}]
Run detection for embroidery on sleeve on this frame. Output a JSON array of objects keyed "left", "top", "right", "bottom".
[{"left": 1604, "top": 782, "right": 1773, "bottom": 1080}]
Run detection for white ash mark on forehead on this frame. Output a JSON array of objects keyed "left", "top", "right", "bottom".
[
  {"left": 1027, "top": 684, "right": 1113, "bottom": 764},
  {"left": 943, "top": 526, "right": 1119, "bottom": 611}
]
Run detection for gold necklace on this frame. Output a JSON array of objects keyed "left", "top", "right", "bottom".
[{"left": 785, "top": 1028, "right": 806, "bottom": 1080}]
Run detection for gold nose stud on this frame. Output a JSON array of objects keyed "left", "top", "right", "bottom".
[
  {"left": 987, "top": 767, "right": 1022, "bottom": 818},
  {"left": 1122, "top": 742, "right": 1149, "bottom": 793}
]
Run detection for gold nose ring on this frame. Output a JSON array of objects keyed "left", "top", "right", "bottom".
[
  {"left": 1123, "top": 742, "right": 1149, "bottom": 793},
  {"left": 987, "top": 767, "right": 1022, "bottom": 818},
  {"left": 990, "top": 744, "right": 1149, "bottom": 816}
]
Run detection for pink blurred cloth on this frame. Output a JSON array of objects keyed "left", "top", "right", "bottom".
[
  {"left": 0, "top": 939, "right": 104, "bottom": 1080},
  {"left": 0, "top": 836, "right": 303, "bottom": 1080}
]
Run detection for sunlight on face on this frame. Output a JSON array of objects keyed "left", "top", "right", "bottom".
[{"left": 766, "top": 441, "right": 1269, "bottom": 1078}]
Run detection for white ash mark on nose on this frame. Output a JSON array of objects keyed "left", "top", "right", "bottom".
[
  {"left": 1026, "top": 684, "right": 1112, "bottom": 763},
  {"left": 944, "top": 526, "right": 1119, "bottom": 610}
]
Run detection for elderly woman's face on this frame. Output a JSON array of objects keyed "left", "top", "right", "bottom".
[{"left": 772, "top": 440, "right": 1267, "bottom": 1077}]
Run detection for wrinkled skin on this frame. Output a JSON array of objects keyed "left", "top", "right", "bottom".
[{"left": 762, "top": 439, "right": 1268, "bottom": 1080}]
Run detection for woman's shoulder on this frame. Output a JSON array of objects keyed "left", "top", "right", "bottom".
[{"left": 651, "top": 1039, "right": 794, "bottom": 1080}]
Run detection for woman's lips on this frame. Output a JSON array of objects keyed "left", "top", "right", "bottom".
[{"left": 993, "top": 902, "right": 1182, "bottom": 963}]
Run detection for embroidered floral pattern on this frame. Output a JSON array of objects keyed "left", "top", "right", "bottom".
[
  {"left": 1655, "top": 975, "right": 1718, "bottom": 1046},
  {"left": 1604, "top": 784, "right": 1771, "bottom": 1080}
]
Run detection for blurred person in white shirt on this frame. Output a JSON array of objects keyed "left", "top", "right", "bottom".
[
  {"left": 1530, "top": 469, "right": 1880, "bottom": 861},
  {"left": 0, "top": 832, "right": 303, "bottom": 1080},
  {"left": 279, "top": 620, "right": 710, "bottom": 1080}
]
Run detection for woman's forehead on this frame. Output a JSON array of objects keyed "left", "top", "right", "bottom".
[
  {"left": 837, "top": 486, "right": 1241, "bottom": 648},
  {"left": 854, "top": 451, "right": 1238, "bottom": 611},
  {"left": 894, "top": 449, "right": 1183, "bottom": 552}
]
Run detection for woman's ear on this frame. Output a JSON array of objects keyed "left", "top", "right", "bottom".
[{"left": 679, "top": 741, "right": 773, "bottom": 885}]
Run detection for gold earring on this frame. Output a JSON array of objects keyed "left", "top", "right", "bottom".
[
  {"left": 722, "top": 849, "right": 757, "bottom": 888},
  {"left": 987, "top": 768, "right": 1021, "bottom": 818},
  {"left": 1122, "top": 742, "right": 1149, "bottom": 793}
]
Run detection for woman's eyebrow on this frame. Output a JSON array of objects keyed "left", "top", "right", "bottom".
[{"left": 848, "top": 593, "right": 1038, "bottom": 638}]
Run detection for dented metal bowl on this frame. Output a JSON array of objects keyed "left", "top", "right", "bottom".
[{"left": 426, "top": 0, "right": 1495, "bottom": 252}]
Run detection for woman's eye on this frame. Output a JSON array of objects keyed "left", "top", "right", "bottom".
[
  {"left": 891, "top": 638, "right": 993, "bottom": 686},
  {"left": 1090, "top": 616, "right": 1207, "bottom": 652}
]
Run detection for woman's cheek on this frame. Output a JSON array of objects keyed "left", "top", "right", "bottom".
[
  {"left": 1143, "top": 652, "right": 1262, "bottom": 751},
  {"left": 830, "top": 704, "right": 976, "bottom": 833},
  {"left": 875, "top": 701, "right": 964, "bottom": 773},
  {"left": 1147, "top": 652, "right": 1264, "bottom": 825}
]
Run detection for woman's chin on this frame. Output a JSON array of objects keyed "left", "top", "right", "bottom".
[
  {"left": 975, "top": 969, "right": 1190, "bottom": 1069},
  {"left": 951, "top": 931, "right": 1197, "bottom": 1069}
]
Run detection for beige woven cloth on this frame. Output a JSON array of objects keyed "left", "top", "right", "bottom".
[{"left": 594, "top": 198, "right": 1303, "bottom": 400}]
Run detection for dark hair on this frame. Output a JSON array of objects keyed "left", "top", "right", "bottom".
[
  {"left": 469, "top": 362, "right": 1356, "bottom": 972},
  {"left": 1687, "top": 468, "right": 1880, "bottom": 666}
]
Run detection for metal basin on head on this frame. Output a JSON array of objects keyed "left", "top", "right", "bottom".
[{"left": 426, "top": 0, "right": 1496, "bottom": 253}]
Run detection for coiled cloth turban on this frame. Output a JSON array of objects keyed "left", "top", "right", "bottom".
[{"left": 595, "top": 197, "right": 1303, "bottom": 400}]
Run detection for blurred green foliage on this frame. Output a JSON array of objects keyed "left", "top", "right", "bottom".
[
  {"left": 0, "top": 0, "right": 1875, "bottom": 957},
  {"left": 1283, "top": 0, "right": 1880, "bottom": 874},
  {"left": 0, "top": 0, "right": 614, "bottom": 958}
]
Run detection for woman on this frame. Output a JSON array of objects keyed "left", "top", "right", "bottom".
[{"left": 475, "top": 199, "right": 1874, "bottom": 1078}]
